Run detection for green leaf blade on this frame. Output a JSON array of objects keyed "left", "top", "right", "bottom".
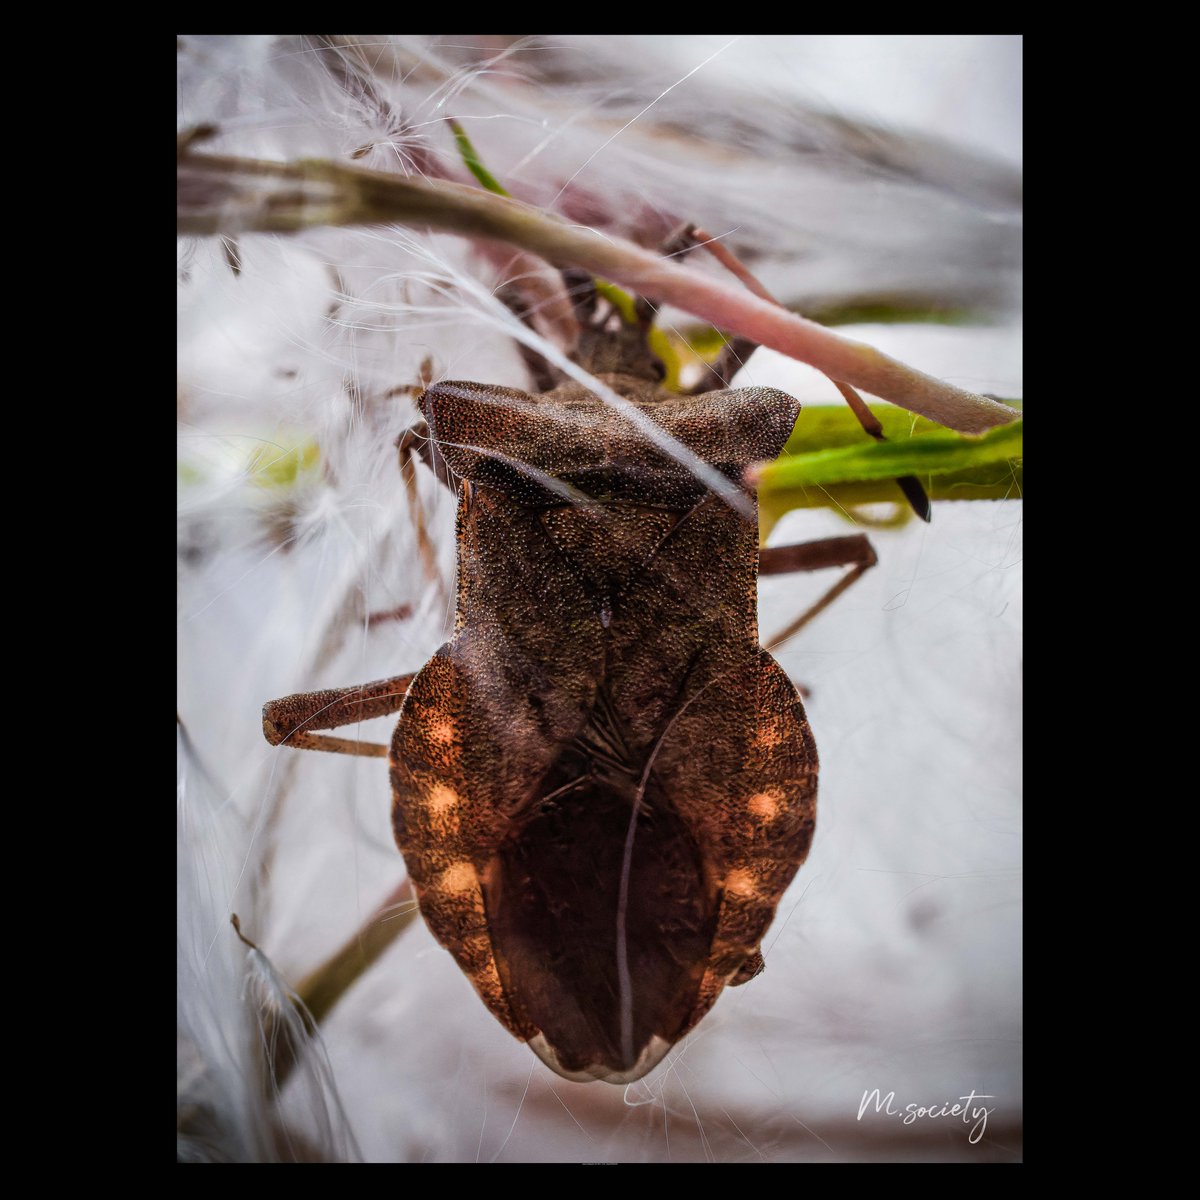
[{"left": 761, "top": 416, "right": 1022, "bottom": 490}]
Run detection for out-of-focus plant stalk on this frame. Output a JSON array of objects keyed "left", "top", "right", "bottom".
[
  {"left": 239, "top": 880, "right": 418, "bottom": 1091},
  {"left": 177, "top": 151, "right": 1021, "bottom": 436}
]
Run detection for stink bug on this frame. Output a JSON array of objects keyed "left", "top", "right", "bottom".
[{"left": 262, "top": 241, "right": 877, "bottom": 1084}]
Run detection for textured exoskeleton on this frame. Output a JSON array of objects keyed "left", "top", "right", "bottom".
[{"left": 391, "top": 372, "right": 817, "bottom": 1083}]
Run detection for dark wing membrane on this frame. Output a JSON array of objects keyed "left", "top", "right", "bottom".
[{"left": 482, "top": 768, "right": 719, "bottom": 1077}]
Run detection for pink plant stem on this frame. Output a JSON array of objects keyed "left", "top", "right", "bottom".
[
  {"left": 178, "top": 154, "right": 1021, "bottom": 433},
  {"left": 576, "top": 241, "right": 1017, "bottom": 434}
]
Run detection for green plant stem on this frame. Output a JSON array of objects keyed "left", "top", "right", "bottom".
[
  {"left": 294, "top": 879, "right": 418, "bottom": 1028},
  {"left": 256, "top": 879, "right": 418, "bottom": 1090}
]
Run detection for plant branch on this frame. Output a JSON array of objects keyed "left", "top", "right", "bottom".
[
  {"left": 247, "top": 879, "right": 419, "bottom": 1091},
  {"left": 177, "top": 151, "right": 1021, "bottom": 434}
]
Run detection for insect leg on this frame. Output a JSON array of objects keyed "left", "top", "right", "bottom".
[
  {"left": 759, "top": 534, "right": 878, "bottom": 651},
  {"left": 262, "top": 672, "right": 416, "bottom": 757},
  {"left": 495, "top": 281, "right": 568, "bottom": 392},
  {"left": 661, "top": 224, "right": 761, "bottom": 391},
  {"left": 692, "top": 334, "right": 761, "bottom": 390},
  {"left": 395, "top": 420, "right": 454, "bottom": 607},
  {"left": 396, "top": 420, "right": 453, "bottom": 491},
  {"left": 559, "top": 266, "right": 600, "bottom": 325},
  {"left": 385, "top": 357, "right": 455, "bottom": 609}
]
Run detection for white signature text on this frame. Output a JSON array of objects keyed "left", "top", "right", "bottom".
[{"left": 857, "top": 1088, "right": 995, "bottom": 1144}]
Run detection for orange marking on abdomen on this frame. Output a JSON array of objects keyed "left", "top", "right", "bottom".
[
  {"left": 748, "top": 790, "right": 780, "bottom": 821},
  {"left": 427, "top": 784, "right": 459, "bottom": 815},
  {"left": 435, "top": 861, "right": 478, "bottom": 894},
  {"left": 755, "top": 723, "right": 784, "bottom": 749},
  {"left": 724, "top": 868, "right": 758, "bottom": 899},
  {"left": 428, "top": 719, "right": 456, "bottom": 744}
]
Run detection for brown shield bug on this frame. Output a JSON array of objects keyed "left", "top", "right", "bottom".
[{"left": 262, "top": 241, "right": 877, "bottom": 1084}]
